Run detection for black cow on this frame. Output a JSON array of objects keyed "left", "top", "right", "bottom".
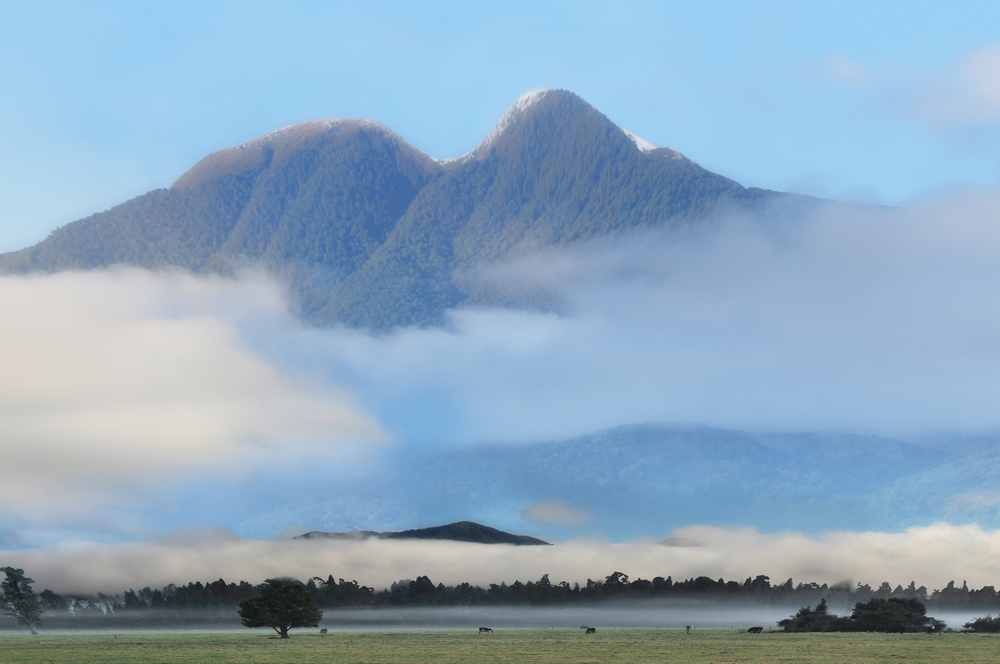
[
  {"left": 585, "top": 627, "right": 597, "bottom": 634},
  {"left": 747, "top": 626, "right": 764, "bottom": 634},
  {"left": 479, "top": 627, "right": 494, "bottom": 634}
]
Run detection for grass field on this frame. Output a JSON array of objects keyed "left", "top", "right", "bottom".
[{"left": 2, "top": 629, "right": 1000, "bottom": 664}]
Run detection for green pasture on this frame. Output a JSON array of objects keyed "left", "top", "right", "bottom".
[{"left": 1, "top": 629, "right": 999, "bottom": 664}]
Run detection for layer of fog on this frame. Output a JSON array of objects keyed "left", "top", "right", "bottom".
[
  {"left": 0, "top": 603, "right": 828, "bottom": 631},
  {"left": 299, "top": 188, "right": 1000, "bottom": 443},
  {"left": 5, "top": 522, "right": 1000, "bottom": 596},
  {"left": 4, "top": 187, "right": 1000, "bottom": 545},
  {"left": 305, "top": 604, "right": 797, "bottom": 630},
  {"left": 0, "top": 269, "right": 386, "bottom": 517},
  {"left": 1, "top": 603, "right": 986, "bottom": 633},
  {"left": 291, "top": 605, "right": 984, "bottom": 632}
]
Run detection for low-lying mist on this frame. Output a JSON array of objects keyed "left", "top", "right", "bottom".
[
  {"left": 4, "top": 523, "right": 1000, "bottom": 597},
  {"left": 0, "top": 601, "right": 986, "bottom": 634},
  {"left": 0, "top": 602, "right": 838, "bottom": 632}
]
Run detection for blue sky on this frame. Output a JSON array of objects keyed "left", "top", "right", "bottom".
[
  {"left": 4, "top": 1, "right": 1000, "bottom": 592},
  {"left": 2, "top": 1, "right": 1000, "bottom": 253}
]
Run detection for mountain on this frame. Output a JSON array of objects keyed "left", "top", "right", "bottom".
[
  {"left": 295, "top": 520, "right": 550, "bottom": 545},
  {"left": 239, "top": 424, "right": 974, "bottom": 541},
  {"left": 0, "top": 89, "right": 804, "bottom": 328}
]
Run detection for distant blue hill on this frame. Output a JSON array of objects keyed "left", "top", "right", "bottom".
[
  {"left": 0, "top": 90, "right": 816, "bottom": 329},
  {"left": 236, "top": 424, "right": 991, "bottom": 541}
]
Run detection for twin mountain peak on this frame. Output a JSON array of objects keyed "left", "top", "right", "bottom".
[{"left": 0, "top": 89, "right": 802, "bottom": 329}]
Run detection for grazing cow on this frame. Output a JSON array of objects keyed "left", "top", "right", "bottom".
[
  {"left": 479, "top": 627, "right": 494, "bottom": 634},
  {"left": 747, "top": 626, "right": 764, "bottom": 634},
  {"left": 685, "top": 625, "right": 692, "bottom": 634},
  {"left": 585, "top": 627, "right": 597, "bottom": 634},
  {"left": 320, "top": 628, "right": 328, "bottom": 635}
]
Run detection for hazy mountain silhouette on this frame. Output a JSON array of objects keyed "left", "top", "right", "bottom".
[
  {"left": 0, "top": 89, "right": 809, "bottom": 328},
  {"left": 238, "top": 424, "right": 976, "bottom": 542}
]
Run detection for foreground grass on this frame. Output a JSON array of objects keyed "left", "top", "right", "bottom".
[{"left": 2, "top": 629, "right": 1000, "bottom": 664}]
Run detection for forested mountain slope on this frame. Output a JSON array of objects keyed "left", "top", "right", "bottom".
[{"left": 0, "top": 90, "right": 801, "bottom": 328}]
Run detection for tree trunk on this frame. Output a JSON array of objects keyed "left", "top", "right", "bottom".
[
  {"left": 279, "top": 626, "right": 289, "bottom": 638},
  {"left": 29, "top": 623, "right": 38, "bottom": 635}
]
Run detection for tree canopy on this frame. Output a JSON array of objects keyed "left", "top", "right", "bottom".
[
  {"left": 1, "top": 567, "right": 45, "bottom": 634},
  {"left": 778, "top": 598, "right": 853, "bottom": 632},
  {"left": 851, "top": 597, "right": 933, "bottom": 633},
  {"left": 964, "top": 614, "right": 1000, "bottom": 632},
  {"left": 781, "top": 597, "right": 937, "bottom": 633},
  {"left": 237, "top": 578, "right": 322, "bottom": 638}
]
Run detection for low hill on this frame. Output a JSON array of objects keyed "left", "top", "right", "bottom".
[{"left": 295, "top": 520, "right": 549, "bottom": 545}]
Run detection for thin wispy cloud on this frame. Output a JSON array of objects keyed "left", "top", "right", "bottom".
[
  {"left": 818, "top": 45, "right": 1000, "bottom": 128},
  {"left": 818, "top": 55, "right": 872, "bottom": 89},
  {"left": 941, "top": 489, "right": 1000, "bottom": 514},
  {"left": 916, "top": 45, "right": 1000, "bottom": 127},
  {"left": 520, "top": 500, "right": 590, "bottom": 526}
]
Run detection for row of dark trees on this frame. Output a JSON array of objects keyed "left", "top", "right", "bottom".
[
  {"left": 35, "top": 579, "right": 259, "bottom": 615},
  {"left": 21, "top": 565, "right": 1000, "bottom": 637},
  {"left": 17, "top": 571, "right": 1000, "bottom": 614}
]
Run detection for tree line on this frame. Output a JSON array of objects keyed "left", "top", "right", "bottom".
[
  {"left": 16, "top": 565, "right": 1000, "bottom": 636},
  {"left": 11, "top": 571, "right": 1000, "bottom": 615}
]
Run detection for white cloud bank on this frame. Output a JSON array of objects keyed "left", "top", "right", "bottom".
[
  {"left": 0, "top": 269, "right": 386, "bottom": 512},
  {"left": 300, "top": 188, "right": 1000, "bottom": 442},
  {"left": 6, "top": 522, "right": 1000, "bottom": 596}
]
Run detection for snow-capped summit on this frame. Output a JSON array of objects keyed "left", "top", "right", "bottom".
[
  {"left": 440, "top": 90, "right": 689, "bottom": 165},
  {"left": 474, "top": 88, "right": 555, "bottom": 156},
  {"left": 442, "top": 89, "right": 558, "bottom": 164},
  {"left": 621, "top": 128, "right": 687, "bottom": 161},
  {"left": 621, "top": 128, "right": 656, "bottom": 152}
]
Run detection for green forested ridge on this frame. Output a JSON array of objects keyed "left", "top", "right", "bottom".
[{"left": 0, "top": 90, "right": 806, "bottom": 329}]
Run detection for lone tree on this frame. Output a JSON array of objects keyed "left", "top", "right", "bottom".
[
  {"left": 238, "top": 578, "right": 323, "bottom": 638},
  {"left": 1, "top": 567, "right": 45, "bottom": 635}
]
